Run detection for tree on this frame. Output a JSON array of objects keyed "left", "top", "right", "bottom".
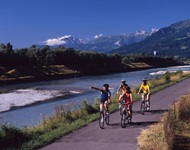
[
  {"left": 6, "top": 42, "right": 13, "bottom": 53},
  {"left": 0, "top": 43, "right": 6, "bottom": 51}
]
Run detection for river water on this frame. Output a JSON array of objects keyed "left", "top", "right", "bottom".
[{"left": 0, "top": 65, "right": 190, "bottom": 128}]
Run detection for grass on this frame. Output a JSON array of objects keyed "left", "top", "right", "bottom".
[
  {"left": 137, "top": 116, "right": 168, "bottom": 150},
  {"left": 137, "top": 71, "right": 190, "bottom": 150},
  {"left": 0, "top": 70, "right": 190, "bottom": 150}
]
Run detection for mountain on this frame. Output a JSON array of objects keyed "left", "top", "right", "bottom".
[
  {"left": 111, "top": 19, "right": 190, "bottom": 58},
  {"left": 42, "top": 30, "right": 157, "bottom": 52}
]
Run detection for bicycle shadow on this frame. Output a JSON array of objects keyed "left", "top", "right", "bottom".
[
  {"left": 109, "top": 121, "right": 158, "bottom": 129},
  {"left": 133, "top": 109, "right": 168, "bottom": 115}
]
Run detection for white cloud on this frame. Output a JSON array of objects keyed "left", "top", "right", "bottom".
[
  {"left": 94, "top": 34, "right": 103, "bottom": 39},
  {"left": 43, "top": 35, "right": 72, "bottom": 46}
]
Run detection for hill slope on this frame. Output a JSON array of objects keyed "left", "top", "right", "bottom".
[{"left": 112, "top": 19, "right": 190, "bottom": 58}]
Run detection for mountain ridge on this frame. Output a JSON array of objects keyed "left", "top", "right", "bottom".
[
  {"left": 41, "top": 29, "right": 158, "bottom": 52},
  {"left": 111, "top": 19, "right": 190, "bottom": 58}
]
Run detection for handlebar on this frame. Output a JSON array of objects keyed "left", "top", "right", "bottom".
[{"left": 119, "top": 101, "right": 132, "bottom": 105}]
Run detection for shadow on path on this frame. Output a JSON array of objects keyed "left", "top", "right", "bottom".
[{"left": 133, "top": 109, "right": 168, "bottom": 115}]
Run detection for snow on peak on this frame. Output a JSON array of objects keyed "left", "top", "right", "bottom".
[
  {"left": 135, "top": 30, "right": 146, "bottom": 36},
  {"left": 115, "top": 40, "right": 121, "bottom": 46},
  {"left": 94, "top": 34, "right": 103, "bottom": 39},
  {"left": 150, "top": 28, "right": 159, "bottom": 35}
]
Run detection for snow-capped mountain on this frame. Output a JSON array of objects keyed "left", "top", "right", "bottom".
[{"left": 43, "top": 29, "right": 158, "bottom": 52}]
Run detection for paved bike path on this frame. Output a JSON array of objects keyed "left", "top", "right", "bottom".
[{"left": 39, "top": 78, "right": 190, "bottom": 150}]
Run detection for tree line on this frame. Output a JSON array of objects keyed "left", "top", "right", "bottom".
[
  {"left": 0, "top": 43, "right": 121, "bottom": 67},
  {"left": 0, "top": 43, "right": 180, "bottom": 68}
]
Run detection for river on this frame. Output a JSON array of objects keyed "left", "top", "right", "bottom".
[{"left": 0, "top": 65, "right": 190, "bottom": 128}]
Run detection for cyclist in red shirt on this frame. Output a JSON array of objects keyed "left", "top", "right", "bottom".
[{"left": 118, "top": 86, "right": 133, "bottom": 118}]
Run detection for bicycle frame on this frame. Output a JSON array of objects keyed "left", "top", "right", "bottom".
[
  {"left": 99, "top": 103, "right": 109, "bottom": 129},
  {"left": 120, "top": 102, "right": 132, "bottom": 128},
  {"left": 140, "top": 100, "right": 150, "bottom": 115}
]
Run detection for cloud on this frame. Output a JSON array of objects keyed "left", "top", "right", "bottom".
[
  {"left": 43, "top": 36, "right": 71, "bottom": 46},
  {"left": 94, "top": 34, "right": 103, "bottom": 39}
]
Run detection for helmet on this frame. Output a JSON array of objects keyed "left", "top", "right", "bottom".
[
  {"left": 103, "top": 83, "right": 109, "bottom": 88},
  {"left": 142, "top": 78, "right": 147, "bottom": 82},
  {"left": 121, "top": 80, "right": 126, "bottom": 83}
]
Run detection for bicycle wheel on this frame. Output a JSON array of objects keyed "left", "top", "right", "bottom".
[
  {"left": 140, "top": 101, "right": 145, "bottom": 115},
  {"left": 121, "top": 111, "right": 126, "bottom": 128},
  {"left": 99, "top": 111, "right": 104, "bottom": 129},
  {"left": 119, "top": 105, "right": 123, "bottom": 115}
]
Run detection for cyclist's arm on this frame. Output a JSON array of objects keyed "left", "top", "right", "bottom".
[
  {"left": 138, "top": 85, "right": 142, "bottom": 94},
  {"left": 118, "top": 92, "right": 125, "bottom": 102},
  {"left": 130, "top": 93, "right": 133, "bottom": 104},
  {"left": 91, "top": 86, "right": 103, "bottom": 92},
  {"left": 107, "top": 91, "right": 111, "bottom": 103},
  {"left": 147, "top": 86, "right": 150, "bottom": 94},
  {"left": 116, "top": 86, "right": 121, "bottom": 94}
]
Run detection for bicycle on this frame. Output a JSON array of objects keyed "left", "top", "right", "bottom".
[
  {"left": 99, "top": 102, "right": 110, "bottom": 129},
  {"left": 119, "top": 97, "right": 125, "bottom": 115},
  {"left": 120, "top": 102, "right": 132, "bottom": 128},
  {"left": 140, "top": 99, "right": 150, "bottom": 115}
]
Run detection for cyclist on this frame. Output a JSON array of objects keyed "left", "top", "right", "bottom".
[
  {"left": 138, "top": 78, "right": 150, "bottom": 110},
  {"left": 91, "top": 84, "right": 111, "bottom": 114},
  {"left": 117, "top": 80, "right": 129, "bottom": 109},
  {"left": 118, "top": 86, "right": 133, "bottom": 119},
  {"left": 117, "top": 79, "right": 128, "bottom": 94}
]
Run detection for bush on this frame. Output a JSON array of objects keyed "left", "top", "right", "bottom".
[{"left": 0, "top": 125, "right": 30, "bottom": 149}]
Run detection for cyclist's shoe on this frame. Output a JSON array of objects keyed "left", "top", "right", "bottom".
[
  {"left": 101, "top": 118, "right": 104, "bottom": 123},
  {"left": 106, "top": 112, "right": 109, "bottom": 116},
  {"left": 147, "top": 107, "right": 150, "bottom": 111}
]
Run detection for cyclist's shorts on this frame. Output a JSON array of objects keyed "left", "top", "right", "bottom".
[
  {"left": 100, "top": 100, "right": 107, "bottom": 104},
  {"left": 142, "top": 94, "right": 149, "bottom": 101}
]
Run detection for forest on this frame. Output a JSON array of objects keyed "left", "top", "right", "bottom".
[{"left": 0, "top": 42, "right": 180, "bottom": 68}]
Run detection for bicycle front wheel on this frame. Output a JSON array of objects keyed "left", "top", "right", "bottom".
[
  {"left": 99, "top": 111, "right": 104, "bottom": 129},
  {"left": 140, "top": 102, "right": 145, "bottom": 115},
  {"left": 119, "top": 105, "right": 123, "bottom": 115}
]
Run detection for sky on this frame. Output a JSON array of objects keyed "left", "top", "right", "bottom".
[{"left": 0, "top": 0, "right": 190, "bottom": 49}]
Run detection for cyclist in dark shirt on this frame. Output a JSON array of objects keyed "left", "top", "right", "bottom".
[{"left": 91, "top": 84, "right": 111, "bottom": 114}]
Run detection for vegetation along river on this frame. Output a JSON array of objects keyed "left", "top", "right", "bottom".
[{"left": 0, "top": 65, "right": 190, "bottom": 128}]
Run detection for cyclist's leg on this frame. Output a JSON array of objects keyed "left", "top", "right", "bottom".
[
  {"left": 145, "top": 94, "right": 150, "bottom": 110},
  {"left": 127, "top": 104, "right": 131, "bottom": 115},
  {"left": 128, "top": 104, "right": 132, "bottom": 120},
  {"left": 100, "top": 103, "right": 103, "bottom": 112},
  {"left": 142, "top": 93, "right": 146, "bottom": 103},
  {"left": 104, "top": 102, "right": 109, "bottom": 114}
]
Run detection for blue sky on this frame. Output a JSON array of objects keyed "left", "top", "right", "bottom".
[{"left": 0, "top": 0, "right": 190, "bottom": 49}]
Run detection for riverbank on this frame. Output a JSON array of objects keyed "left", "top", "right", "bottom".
[
  {"left": 0, "top": 61, "right": 182, "bottom": 86},
  {"left": 1, "top": 68, "right": 189, "bottom": 150}
]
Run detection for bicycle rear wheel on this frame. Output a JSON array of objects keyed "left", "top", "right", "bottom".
[
  {"left": 99, "top": 111, "right": 104, "bottom": 129},
  {"left": 121, "top": 111, "right": 126, "bottom": 128}
]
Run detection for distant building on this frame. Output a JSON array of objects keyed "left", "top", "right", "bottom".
[{"left": 153, "top": 51, "right": 156, "bottom": 56}]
